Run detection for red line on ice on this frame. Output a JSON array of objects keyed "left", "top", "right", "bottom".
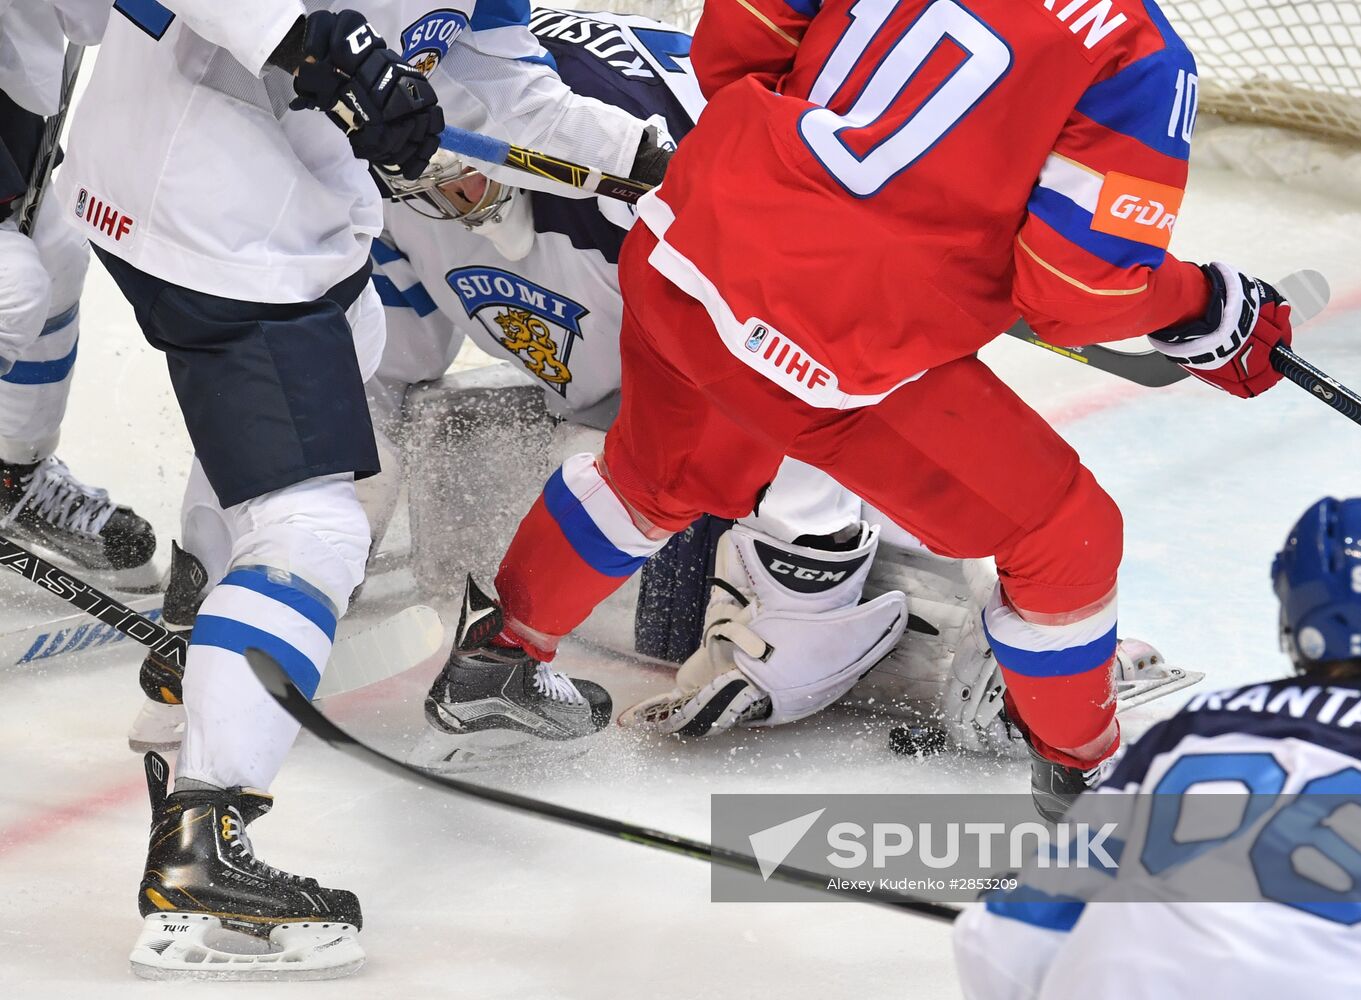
[{"left": 0, "top": 774, "right": 145, "bottom": 859}]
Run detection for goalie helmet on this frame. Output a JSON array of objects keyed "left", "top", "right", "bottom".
[
  {"left": 1272, "top": 496, "right": 1361, "bottom": 672},
  {"left": 376, "top": 149, "right": 517, "bottom": 227}
]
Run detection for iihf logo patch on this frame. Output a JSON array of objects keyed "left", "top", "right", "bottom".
[
  {"left": 448, "top": 267, "right": 590, "bottom": 396},
  {"left": 74, "top": 188, "right": 87, "bottom": 219},
  {"left": 745, "top": 324, "right": 770, "bottom": 352},
  {"left": 401, "top": 9, "right": 468, "bottom": 75}
]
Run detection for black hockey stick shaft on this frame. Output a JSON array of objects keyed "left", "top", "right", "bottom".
[
  {"left": 0, "top": 534, "right": 186, "bottom": 668},
  {"left": 16, "top": 44, "right": 85, "bottom": 237},
  {"left": 1270, "top": 342, "right": 1361, "bottom": 425},
  {"left": 244, "top": 650, "right": 959, "bottom": 924},
  {"left": 1003, "top": 268, "right": 1334, "bottom": 390}
]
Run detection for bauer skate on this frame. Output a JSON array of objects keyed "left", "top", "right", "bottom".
[
  {"left": 128, "top": 542, "right": 209, "bottom": 752},
  {"left": 0, "top": 455, "right": 157, "bottom": 591},
  {"left": 413, "top": 575, "right": 612, "bottom": 772},
  {"left": 130, "top": 752, "right": 364, "bottom": 981}
]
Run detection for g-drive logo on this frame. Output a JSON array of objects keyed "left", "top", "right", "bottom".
[{"left": 749, "top": 809, "right": 1119, "bottom": 883}]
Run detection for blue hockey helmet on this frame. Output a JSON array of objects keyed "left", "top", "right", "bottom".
[{"left": 1272, "top": 497, "right": 1361, "bottom": 670}]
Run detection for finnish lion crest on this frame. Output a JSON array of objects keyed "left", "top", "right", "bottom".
[{"left": 448, "top": 267, "right": 589, "bottom": 397}]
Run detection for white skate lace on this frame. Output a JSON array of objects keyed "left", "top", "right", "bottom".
[
  {"left": 3, "top": 456, "right": 116, "bottom": 536},
  {"left": 229, "top": 829, "right": 314, "bottom": 886},
  {"left": 533, "top": 664, "right": 586, "bottom": 705}
]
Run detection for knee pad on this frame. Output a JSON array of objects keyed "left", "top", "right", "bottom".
[
  {"left": 996, "top": 465, "right": 1123, "bottom": 616},
  {"left": 0, "top": 228, "right": 52, "bottom": 367},
  {"left": 230, "top": 474, "right": 371, "bottom": 611},
  {"left": 741, "top": 458, "right": 860, "bottom": 543}
]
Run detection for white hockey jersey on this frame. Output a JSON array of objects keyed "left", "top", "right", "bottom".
[
  {"left": 0, "top": 0, "right": 108, "bottom": 116},
  {"left": 55, "top": 0, "right": 643, "bottom": 303},
  {"left": 375, "top": 6, "right": 701, "bottom": 421},
  {"left": 954, "top": 673, "right": 1361, "bottom": 1000}
]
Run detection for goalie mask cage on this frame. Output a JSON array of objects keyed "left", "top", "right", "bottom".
[{"left": 571, "top": 0, "right": 1361, "bottom": 194}]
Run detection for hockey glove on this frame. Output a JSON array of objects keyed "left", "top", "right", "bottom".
[
  {"left": 289, "top": 10, "right": 444, "bottom": 181},
  {"left": 1147, "top": 262, "right": 1293, "bottom": 398},
  {"left": 630, "top": 125, "right": 673, "bottom": 188}
]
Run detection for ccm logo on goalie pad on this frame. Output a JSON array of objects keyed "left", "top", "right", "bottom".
[
  {"left": 1091, "top": 171, "right": 1183, "bottom": 249},
  {"left": 753, "top": 540, "right": 868, "bottom": 595}
]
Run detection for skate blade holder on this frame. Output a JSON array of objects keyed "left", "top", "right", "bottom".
[
  {"left": 129, "top": 912, "right": 364, "bottom": 982},
  {"left": 1114, "top": 640, "right": 1205, "bottom": 711},
  {"left": 408, "top": 725, "right": 593, "bottom": 775}
]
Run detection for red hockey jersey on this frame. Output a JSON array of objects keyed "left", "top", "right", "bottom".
[{"left": 635, "top": 0, "right": 1211, "bottom": 408}]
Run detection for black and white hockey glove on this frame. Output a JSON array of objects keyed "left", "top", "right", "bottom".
[
  {"left": 630, "top": 125, "right": 673, "bottom": 188},
  {"left": 286, "top": 10, "right": 444, "bottom": 181}
]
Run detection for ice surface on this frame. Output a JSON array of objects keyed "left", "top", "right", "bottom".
[{"left": 2, "top": 137, "right": 1360, "bottom": 1000}]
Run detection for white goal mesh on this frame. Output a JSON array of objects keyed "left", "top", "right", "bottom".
[
  {"left": 1172, "top": 0, "right": 1361, "bottom": 142},
  {"left": 574, "top": 0, "right": 1361, "bottom": 145}
]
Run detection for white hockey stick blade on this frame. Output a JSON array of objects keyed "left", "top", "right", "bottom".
[
  {"left": 0, "top": 596, "right": 163, "bottom": 668},
  {"left": 314, "top": 604, "right": 443, "bottom": 698},
  {"left": 1278, "top": 268, "right": 1330, "bottom": 322}
]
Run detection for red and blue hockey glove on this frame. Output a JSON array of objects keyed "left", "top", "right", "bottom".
[
  {"left": 1148, "top": 263, "right": 1294, "bottom": 399},
  {"left": 287, "top": 10, "right": 444, "bottom": 181}
]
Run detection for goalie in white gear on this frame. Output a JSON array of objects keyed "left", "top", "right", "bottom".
[{"left": 368, "top": 6, "right": 910, "bottom": 756}]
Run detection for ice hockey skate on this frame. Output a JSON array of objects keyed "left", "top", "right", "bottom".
[
  {"left": 0, "top": 455, "right": 157, "bottom": 591},
  {"left": 129, "top": 752, "right": 363, "bottom": 981},
  {"left": 1024, "top": 739, "right": 1116, "bottom": 823},
  {"left": 127, "top": 541, "right": 208, "bottom": 752},
  {"left": 413, "top": 575, "right": 613, "bottom": 772}
]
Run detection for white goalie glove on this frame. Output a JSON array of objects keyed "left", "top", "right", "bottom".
[{"left": 619, "top": 522, "right": 908, "bottom": 735}]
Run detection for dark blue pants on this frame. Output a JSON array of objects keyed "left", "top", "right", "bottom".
[{"left": 95, "top": 248, "right": 380, "bottom": 507}]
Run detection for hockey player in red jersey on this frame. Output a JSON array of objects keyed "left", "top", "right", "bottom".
[{"left": 428, "top": 0, "right": 1296, "bottom": 817}]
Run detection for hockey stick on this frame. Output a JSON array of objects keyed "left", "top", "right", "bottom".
[
  {"left": 436, "top": 130, "right": 1358, "bottom": 420},
  {"left": 1269, "top": 342, "right": 1361, "bottom": 426},
  {"left": 0, "top": 594, "right": 163, "bottom": 667},
  {"left": 1002, "top": 269, "right": 1332, "bottom": 390},
  {"left": 438, "top": 125, "right": 652, "bottom": 204},
  {"left": 15, "top": 43, "right": 84, "bottom": 237},
  {"left": 0, "top": 533, "right": 444, "bottom": 696},
  {"left": 244, "top": 649, "right": 960, "bottom": 924}
]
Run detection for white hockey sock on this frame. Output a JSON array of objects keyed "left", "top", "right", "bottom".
[{"left": 177, "top": 567, "right": 337, "bottom": 790}]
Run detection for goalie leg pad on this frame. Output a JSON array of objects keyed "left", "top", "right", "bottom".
[
  {"left": 739, "top": 593, "right": 908, "bottom": 726},
  {"left": 634, "top": 513, "right": 732, "bottom": 664},
  {"left": 622, "top": 522, "right": 907, "bottom": 732}
]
